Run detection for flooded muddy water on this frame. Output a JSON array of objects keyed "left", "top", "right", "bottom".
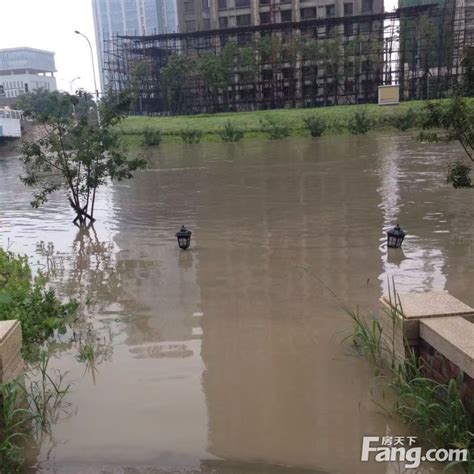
[{"left": 1, "top": 134, "right": 473, "bottom": 473}]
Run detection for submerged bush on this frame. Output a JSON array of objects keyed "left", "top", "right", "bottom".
[
  {"left": 218, "top": 121, "right": 244, "bottom": 142},
  {"left": 347, "top": 109, "right": 374, "bottom": 135},
  {"left": 141, "top": 127, "right": 162, "bottom": 146},
  {"left": 180, "top": 127, "right": 203, "bottom": 144},
  {"left": 260, "top": 117, "right": 291, "bottom": 139},
  {"left": 303, "top": 114, "right": 327, "bottom": 137},
  {"left": 391, "top": 108, "right": 417, "bottom": 132},
  {"left": 447, "top": 161, "right": 472, "bottom": 188},
  {"left": 0, "top": 249, "right": 78, "bottom": 361}
]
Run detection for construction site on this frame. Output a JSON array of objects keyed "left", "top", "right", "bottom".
[{"left": 103, "top": 2, "right": 473, "bottom": 115}]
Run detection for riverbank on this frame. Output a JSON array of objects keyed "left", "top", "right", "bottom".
[{"left": 120, "top": 98, "right": 473, "bottom": 146}]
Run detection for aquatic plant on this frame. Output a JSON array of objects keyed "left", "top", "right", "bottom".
[
  {"left": 218, "top": 121, "right": 244, "bottom": 142},
  {"left": 141, "top": 127, "right": 163, "bottom": 146},
  {"left": 391, "top": 108, "right": 417, "bottom": 132},
  {"left": 76, "top": 328, "right": 113, "bottom": 383},
  {"left": 180, "top": 127, "right": 203, "bottom": 144},
  {"left": 21, "top": 350, "right": 72, "bottom": 431},
  {"left": 343, "top": 286, "right": 474, "bottom": 472},
  {"left": 347, "top": 109, "right": 374, "bottom": 135},
  {"left": 390, "top": 352, "right": 473, "bottom": 457},
  {"left": 343, "top": 305, "right": 384, "bottom": 366},
  {"left": 260, "top": 117, "right": 291, "bottom": 140},
  {"left": 0, "top": 383, "right": 31, "bottom": 472},
  {"left": 303, "top": 114, "right": 327, "bottom": 137},
  {"left": 0, "top": 351, "right": 72, "bottom": 472}
]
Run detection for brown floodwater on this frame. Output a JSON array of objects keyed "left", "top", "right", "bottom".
[{"left": 0, "top": 134, "right": 473, "bottom": 474}]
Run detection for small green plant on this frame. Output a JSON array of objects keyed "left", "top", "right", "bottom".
[
  {"left": 391, "top": 108, "right": 417, "bottom": 131},
  {"left": 141, "top": 127, "right": 162, "bottom": 146},
  {"left": 22, "top": 350, "right": 72, "bottom": 431},
  {"left": 0, "top": 248, "right": 78, "bottom": 361},
  {"left": 0, "top": 351, "right": 72, "bottom": 472},
  {"left": 390, "top": 352, "right": 473, "bottom": 454},
  {"left": 0, "top": 383, "right": 31, "bottom": 472},
  {"left": 260, "top": 117, "right": 291, "bottom": 140},
  {"left": 303, "top": 114, "right": 327, "bottom": 137},
  {"left": 180, "top": 127, "right": 203, "bottom": 144},
  {"left": 343, "top": 285, "right": 474, "bottom": 471},
  {"left": 76, "top": 328, "right": 112, "bottom": 382},
  {"left": 347, "top": 109, "right": 374, "bottom": 135},
  {"left": 343, "top": 306, "right": 384, "bottom": 366},
  {"left": 218, "top": 120, "right": 244, "bottom": 142},
  {"left": 447, "top": 161, "right": 472, "bottom": 188}
]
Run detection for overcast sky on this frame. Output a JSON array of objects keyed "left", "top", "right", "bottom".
[
  {"left": 3, "top": 0, "right": 98, "bottom": 93},
  {"left": 3, "top": 0, "right": 398, "bottom": 95}
]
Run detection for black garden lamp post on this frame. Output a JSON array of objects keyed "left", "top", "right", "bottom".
[
  {"left": 176, "top": 225, "right": 192, "bottom": 250},
  {"left": 387, "top": 224, "right": 406, "bottom": 249}
]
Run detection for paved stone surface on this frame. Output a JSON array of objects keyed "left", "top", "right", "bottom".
[
  {"left": 0, "top": 320, "right": 24, "bottom": 383},
  {"left": 0, "top": 320, "right": 17, "bottom": 341},
  {"left": 420, "top": 316, "right": 474, "bottom": 379},
  {"left": 382, "top": 291, "right": 474, "bottom": 319}
]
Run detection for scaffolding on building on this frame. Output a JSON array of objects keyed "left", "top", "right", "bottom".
[{"left": 103, "top": 3, "right": 472, "bottom": 115}]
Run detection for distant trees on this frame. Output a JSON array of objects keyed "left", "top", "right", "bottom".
[
  {"left": 160, "top": 55, "right": 195, "bottom": 114},
  {"left": 16, "top": 88, "right": 96, "bottom": 121},
  {"left": 20, "top": 90, "right": 146, "bottom": 225},
  {"left": 130, "top": 60, "right": 152, "bottom": 114},
  {"left": 153, "top": 33, "right": 384, "bottom": 114},
  {"left": 461, "top": 46, "right": 474, "bottom": 96}
]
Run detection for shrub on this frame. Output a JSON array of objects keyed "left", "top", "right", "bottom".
[
  {"left": 260, "top": 117, "right": 291, "bottom": 139},
  {"left": 218, "top": 120, "right": 244, "bottom": 142},
  {"left": 141, "top": 127, "right": 162, "bottom": 146},
  {"left": 347, "top": 109, "right": 374, "bottom": 135},
  {"left": 447, "top": 161, "right": 472, "bottom": 188},
  {"left": 180, "top": 127, "right": 203, "bottom": 144},
  {"left": 0, "top": 249, "right": 78, "bottom": 361},
  {"left": 303, "top": 114, "right": 327, "bottom": 137},
  {"left": 391, "top": 108, "right": 417, "bottom": 131}
]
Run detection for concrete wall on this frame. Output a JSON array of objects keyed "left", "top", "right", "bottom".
[{"left": 0, "top": 117, "right": 21, "bottom": 138}]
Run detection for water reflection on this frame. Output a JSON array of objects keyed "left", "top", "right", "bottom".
[
  {"left": 378, "top": 136, "right": 449, "bottom": 295},
  {"left": 1, "top": 135, "right": 473, "bottom": 473}
]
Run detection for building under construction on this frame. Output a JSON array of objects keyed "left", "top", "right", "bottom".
[{"left": 104, "top": 2, "right": 473, "bottom": 114}]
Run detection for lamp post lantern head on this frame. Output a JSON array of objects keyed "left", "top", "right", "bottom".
[
  {"left": 387, "top": 224, "right": 406, "bottom": 249},
  {"left": 176, "top": 225, "right": 192, "bottom": 250}
]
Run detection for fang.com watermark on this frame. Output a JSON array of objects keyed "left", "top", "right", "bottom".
[{"left": 361, "top": 436, "right": 468, "bottom": 469}]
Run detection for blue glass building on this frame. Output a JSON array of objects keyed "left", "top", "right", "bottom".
[{"left": 92, "top": 0, "right": 177, "bottom": 90}]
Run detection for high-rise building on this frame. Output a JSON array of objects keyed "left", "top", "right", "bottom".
[
  {"left": 177, "top": 0, "right": 383, "bottom": 33},
  {"left": 162, "top": 0, "right": 179, "bottom": 33},
  {"left": 92, "top": 0, "right": 178, "bottom": 90},
  {"left": 0, "top": 48, "right": 57, "bottom": 105}
]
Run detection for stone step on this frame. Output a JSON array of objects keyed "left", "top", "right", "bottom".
[
  {"left": 0, "top": 320, "right": 24, "bottom": 384},
  {"left": 380, "top": 291, "right": 474, "bottom": 342},
  {"left": 420, "top": 316, "right": 474, "bottom": 379}
]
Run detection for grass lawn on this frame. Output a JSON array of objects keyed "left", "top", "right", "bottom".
[{"left": 119, "top": 98, "right": 472, "bottom": 145}]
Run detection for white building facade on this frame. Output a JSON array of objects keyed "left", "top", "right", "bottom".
[{"left": 0, "top": 48, "right": 57, "bottom": 102}]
